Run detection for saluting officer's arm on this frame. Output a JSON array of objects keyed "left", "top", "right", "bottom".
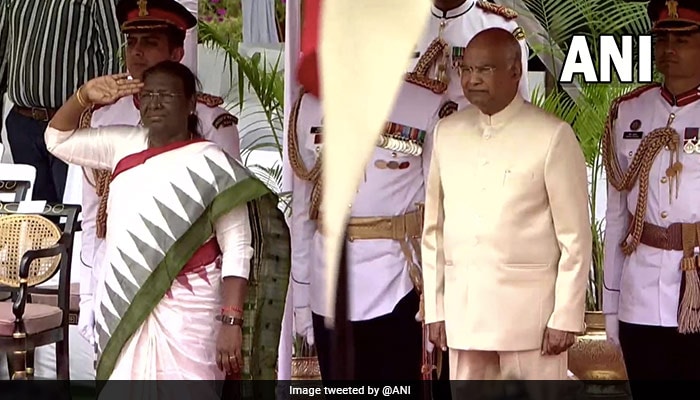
[
  {"left": 421, "top": 120, "right": 447, "bottom": 325},
  {"left": 544, "top": 122, "right": 592, "bottom": 333},
  {"left": 602, "top": 118, "right": 630, "bottom": 317}
]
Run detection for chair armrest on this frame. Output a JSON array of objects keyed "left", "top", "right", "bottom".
[
  {"left": 13, "top": 244, "right": 68, "bottom": 320},
  {"left": 57, "top": 220, "right": 81, "bottom": 233}
]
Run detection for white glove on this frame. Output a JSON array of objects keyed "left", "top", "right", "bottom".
[
  {"left": 294, "top": 306, "right": 315, "bottom": 346},
  {"left": 416, "top": 311, "right": 434, "bottom": 352},
  {"left": 605, "top": 313, "right": 620, "bottom": 346},
  {"left": 425, "top": 330, "right": 435, "bottom": 353},
  {"left": 78, "top": 295, "right": 95, "bottom": 345}
]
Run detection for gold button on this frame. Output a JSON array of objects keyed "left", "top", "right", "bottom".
[
  {"left": 661, "top": 211, "right": 668, "bottom": 218},
  {"left": 661, "top": 176, "right": 668, "bottom": 183}
]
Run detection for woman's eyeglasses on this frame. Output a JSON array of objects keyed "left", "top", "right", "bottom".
[{"left": 139, "top": 91, "right": 183, "bottom": 104}]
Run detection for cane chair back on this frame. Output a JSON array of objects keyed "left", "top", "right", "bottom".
[
  {"left": 0, "top": 203, "right": 80, "bottom": 380},
  {"left": 0, "top": 215, "right": 62, "bottom": 288}
]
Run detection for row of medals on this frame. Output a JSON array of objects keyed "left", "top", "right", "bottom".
[{"left": 684, "top": 138, "right": 700, "bottom": 154}]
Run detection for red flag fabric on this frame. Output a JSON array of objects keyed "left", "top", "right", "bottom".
[{"left": 297, "top": 0, "right": 322, "bottom": 98}]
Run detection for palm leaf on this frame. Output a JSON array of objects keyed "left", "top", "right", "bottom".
[
  {"left": 531, "top": 74, "right": 643, "bottom": 310},
  {"left": 521, "top": 0, "right": 651, "bottom": 77},
  {"left": 199, "top": 20, "right": 287, "bottom": 217}
]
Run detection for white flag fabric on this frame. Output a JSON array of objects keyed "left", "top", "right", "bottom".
[{"left": 319, "top": 0, "right": 431, "bottom": 325}]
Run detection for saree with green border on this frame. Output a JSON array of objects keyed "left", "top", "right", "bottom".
[
  {"left": 45, "top": 125, "right": 289, "bottom": 390},
  {"left": 93, "top": 139, "right": 290, "bottom": 384}
]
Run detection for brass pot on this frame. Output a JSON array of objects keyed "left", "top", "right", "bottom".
[
  {"left": 568, "top": 311, "right": 628, "bottom": 380},
  {"left": 291, "top": 356, "right": 322, "bottom": 380}
]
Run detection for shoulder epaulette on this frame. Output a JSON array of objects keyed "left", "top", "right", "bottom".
[
  {"left": 213, "top": 113, "right": 238, "bottom": 129},
  {"left": 476, "top": 0, "right": 518, "bottom": 20},
  {"left": 196, "top": 92, "right": 224, "bottom": 108},
  {"left": 438, "top": 101, "right": 458, "bottom": 118},
  {"left": 608, "top": 83, "right": 660, "bottom": 120},
  {"left": 512, "top": 27, "right": 526, "bottom": 40}
]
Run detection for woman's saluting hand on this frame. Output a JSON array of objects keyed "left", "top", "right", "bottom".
[{"left": 81, "top": 73, "right": 144, "bottom": 106}]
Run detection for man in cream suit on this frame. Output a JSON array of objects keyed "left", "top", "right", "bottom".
[{"left": 421, "top": 28, "right": 591, "bottom": 385}]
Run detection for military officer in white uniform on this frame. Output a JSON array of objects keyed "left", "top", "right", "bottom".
[
  {"left": 289, "top": 79, "right": 444, "bottom": 385},
  {"left": 76, "top": 0, "right": 241, "bottom": 348},
  {"left": 602, "top": 0, "right": 700, "bottom": 391},
  {"left": 408, "top": 0, "right": 529, "bottom": 116}
]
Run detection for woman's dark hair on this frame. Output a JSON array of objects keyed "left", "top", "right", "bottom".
[{"left": 142, "top": 60, "right": 203, "bottom": 138}]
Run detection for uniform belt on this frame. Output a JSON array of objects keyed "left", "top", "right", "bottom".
[
  {"left": 343, "top": 207, "right": 438, "bottom": 380},
  {"left": 346, "top": 208, "right": 423, "bottom": 242},
  {"left": 344, "top": 208, "right": 424, "bottom": 291},
  {"left": 638, "top": 216, "right": 700, "bottom": 334},
  {"left": 639, "top": 220, "right": 699, "bottom": 251},
  {"left": 12, "top": 106, "right": 58, "bottom": 122}
]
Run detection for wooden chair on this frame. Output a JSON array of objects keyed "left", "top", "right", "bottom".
[
  {"left": 0, "top": 202, "right": 80, "bottom": 379},
  {"left": 0, "top": 180, "right": 31, "bottom": 203},
  {"left": 0, "top": 164, "right": 37, "bottom": 202},
  {"left": 0, "top": 165, "right": 37, "bottom": 302}
]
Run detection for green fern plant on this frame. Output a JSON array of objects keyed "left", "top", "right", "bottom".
[
  {"left": 521, "top": 0, "right": 651, "bottom": 78},
  {"left": 198, "top": 20, "right": 291, "bottom": 214},
  {"left": 531, "top": 79, "right": 641, "bottom": 311}
]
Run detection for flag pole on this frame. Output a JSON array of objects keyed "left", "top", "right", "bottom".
[{"left": 330, "top": 230, "right": 353, "bottom": 380}]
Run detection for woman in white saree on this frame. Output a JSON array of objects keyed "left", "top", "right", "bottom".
[{"left": 43, "top": 62, "right": 289, "bottom": 392}]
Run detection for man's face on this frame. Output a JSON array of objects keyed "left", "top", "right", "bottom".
[
  {"left": 654, "top": 30, "right": 700, "bottom": 80},
  {"left": 460, "top": 44, "right": 519, "bottom": 111},
  {"left": 126, "top": 32, "right": 183, "bottom": 79}
]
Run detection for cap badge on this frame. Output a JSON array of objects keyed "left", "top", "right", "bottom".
[
  {"left": 138, "top": 0, "right": 149, "bottom": 17},
  {"left": 666, "top": 0, "right": 679, "bottom": 19}
]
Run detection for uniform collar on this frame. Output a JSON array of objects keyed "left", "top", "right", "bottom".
[
  {"left": 659, "top": 84, "right": 700, "bottom": 107},
  {"left": 431, "top": 0, "right": 474, "bottom": 19},
  {"left": 478, "top": 94, "right": 524, "bottom": 126}
]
